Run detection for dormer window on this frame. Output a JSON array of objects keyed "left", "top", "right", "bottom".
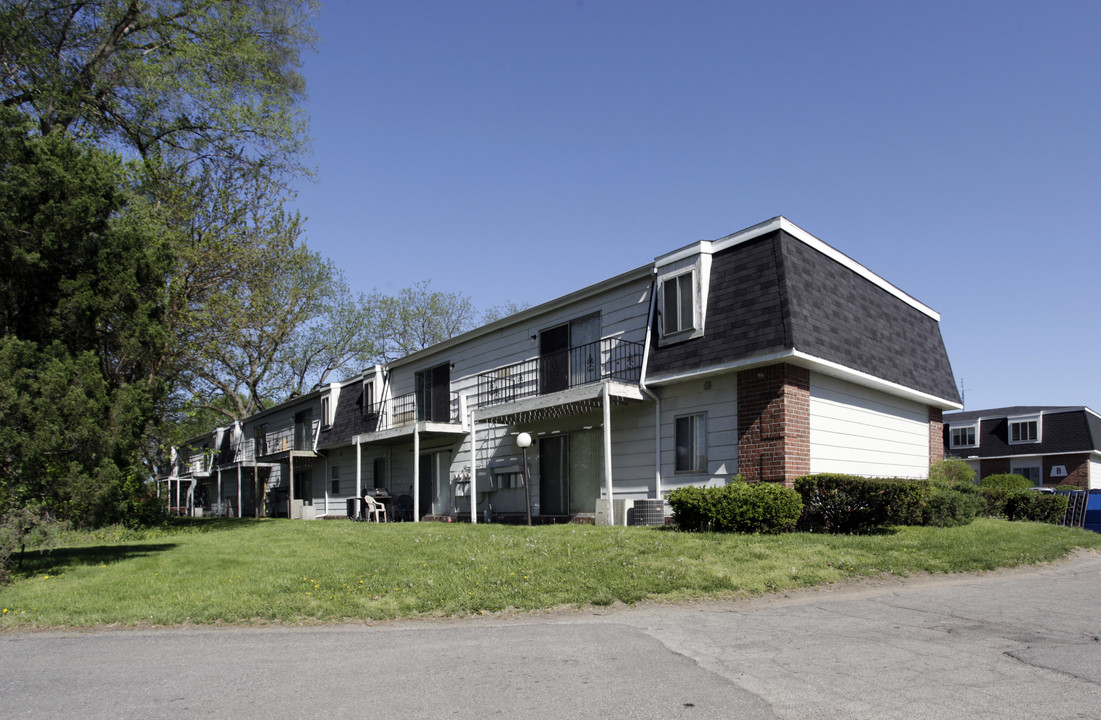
[
  {"left": 1009, "top": 415, "right": 1040, "bottom": 444},
  {"left": 662, "top": 272, "right": 695, "bottom": 336},
  {"left": 321, "top": 396, "right": 332, "bottom": 428},
  {"left": 949, "top": 424, "right": 977, "bottom": 449},
  {"left": 656, "top": 248, "right": 711, "bottom": 346}
]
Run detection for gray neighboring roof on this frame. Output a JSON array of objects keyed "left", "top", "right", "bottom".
[
  {"left": 647, "top": 229, "right": 961, "bottom": 404},
  {"left": 944, "top": 406, "right": 1081, "bottom": 423},
  {"left": 944, "top": 406, "right": 1101, "bottom": 457}
]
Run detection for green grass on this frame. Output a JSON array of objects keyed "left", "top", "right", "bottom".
[{"left": 2, "top": 518, "right": 1098, "bottom": 628}]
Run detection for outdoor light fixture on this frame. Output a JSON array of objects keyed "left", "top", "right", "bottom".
[{"left": 517, "top": 432, "right": 533, "bottom": 526}]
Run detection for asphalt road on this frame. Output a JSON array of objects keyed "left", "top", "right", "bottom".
[{"left": 2, "top": 551, "right": 1099, "bottom": 719}]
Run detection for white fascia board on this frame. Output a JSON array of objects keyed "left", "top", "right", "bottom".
[
  {"left": 654, "top": 239, "right": 713, "bottom": 268},
  {"left": 956, "top": 450, "right": 1095, "bottom": 461},
  {"left": 705, "top": 217, "right": 941, "bottom": 321},
  {"left": 645, "top": 348, "right": 962, "bottom": 410}
]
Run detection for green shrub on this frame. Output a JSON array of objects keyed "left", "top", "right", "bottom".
[
  {"left": 979, "top": 473, "right": 1033, "bottom": 491},
  {"left": 668, "top": 481, "right": 803, "bottom": 533},
  {"left": 921, "top": 487, "right": 984, "bottom": 527},
  {"left": 666, "top": 486, "right": 716, "bottom": 532},
  {"left": 1055, "top": 482, "right": 1081, "bottom": 491},
  {"left": 1004, "top": 492, "right": 1068, "bottom": 523},
  {"left": 793, "top": 474, "right": 929, "bottom": 533},
  {"left": 978, "top": 487, "right": 1011, "bottom": 517},
  {"left": 712, "top": 481, "right": 803, "bottom": 533},
  {"left": 928, "top": 458, "right": 976, "bottom": 487}
]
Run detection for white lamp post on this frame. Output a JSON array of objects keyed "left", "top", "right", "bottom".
[{"left": 517, "top": 432, "right": 533, "bottom": 526}]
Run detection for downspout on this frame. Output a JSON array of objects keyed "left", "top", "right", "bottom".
[{"left": 638, "top": 269, "right": 662, "bottom": 499}]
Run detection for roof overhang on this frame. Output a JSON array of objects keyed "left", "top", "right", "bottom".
[
  {"left": 473, "top": 381, "right": 645, "bottom": 426},
  {"left": 645, "top": 348, "right": 962, "bottom": 411}
]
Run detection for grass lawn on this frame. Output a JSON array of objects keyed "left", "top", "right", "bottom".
[{"left": 2, "top": 518, "right": 1099, "bottom": 629}]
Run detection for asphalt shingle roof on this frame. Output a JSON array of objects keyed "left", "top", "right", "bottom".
[{"left": 647, "top": 229, "right": 960, "bottom": 403}]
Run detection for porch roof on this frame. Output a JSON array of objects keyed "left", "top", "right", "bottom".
[{"left": 473, "top": 380, "right": 646, "bottom": 426}]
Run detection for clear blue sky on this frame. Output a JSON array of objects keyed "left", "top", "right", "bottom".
[{"left": 291, "top": 0, "right": 1101, "bottom": 414}]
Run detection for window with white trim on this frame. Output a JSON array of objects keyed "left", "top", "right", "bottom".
[
  {"left": 675, "top": 413, "right": 707, "bottom": 473},
  {"left": 949, "top": 424, "right": 977, "bottom": 449},
  {"left": 1008, "top": 416, "right": 1040, "bottom": 444},
  {"left": 330, "top": 466, "right": 340, "bottom": 495},
  {"left": 662, "top": 272, "right": 695, "bottom": 337},
  {"left": 1011, "top": 462, "right": 1041, "bottom": 485},
  {"left": 321, "top": 396, "right": 332, "bottom": 428}
]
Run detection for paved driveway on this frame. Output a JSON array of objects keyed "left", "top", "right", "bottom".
[{"left": 2, "top": 551, "right": 1099, "bottom": 719}]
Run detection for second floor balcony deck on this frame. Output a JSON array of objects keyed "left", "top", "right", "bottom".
[
  {"left": 362, "top": 391, "right": 461, "bottom": 434},
  {"left": 474, "top": 337, "right": 644, "bottom": 410}
]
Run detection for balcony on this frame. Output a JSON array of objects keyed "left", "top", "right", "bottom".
[
  {"left": 254, "top": 420, "right": 321, "bottom": 459},
  {"left": 365, "top": 391, "right": 461, "bottom": 431},
  {"left": 186, "top": 452, "right": 212, "bottom": 477},
  {"left": 475, "top": 337, "right": 643, "bottom": 409}
]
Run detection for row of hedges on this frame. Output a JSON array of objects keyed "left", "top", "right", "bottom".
[{"left": 669, "top": 466, "right": 1068, "bottom": 534}]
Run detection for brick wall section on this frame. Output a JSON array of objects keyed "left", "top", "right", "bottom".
[
  {"left": 737, "top": 364, "right": 810, "bottom": 486},
  {"left": 928, "top": 407, "right": 944, "bottom": 465},
  {"left": 1044, "top": 454, "right": 1089, "bottom": 488}
]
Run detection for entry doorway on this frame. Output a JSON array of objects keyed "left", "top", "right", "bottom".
[
  {"left": 418, "top": 452, "right": 450, "bottom": 517},
  {"left": 539, "top": 431, "right": 601, "bottom": 516}
]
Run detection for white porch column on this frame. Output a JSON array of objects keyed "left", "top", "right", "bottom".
[
  {"left": 603, "top": 384, "right": 614, "bottom": 523},
  {"left": 412, "top": 423, "right": 420, "bottom": 522},
  {"left": 236, "top": 464, "right": 242, "bottom": 518},
  {"left": 216, "top": 468, "right": 222, "bottom": 515},
  {"left": 355, "top": 437, "right": 362, "bottom": 505},
  {"left": 469, "top": 407, "right": 477, "bottom": 525},
  {"left": 288, "top": 453, "right": 295, "bottom": 519}
]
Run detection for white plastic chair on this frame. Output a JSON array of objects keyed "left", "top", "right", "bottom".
[{"left": 363, "top": 495, "right": 387, "bottom": 522}]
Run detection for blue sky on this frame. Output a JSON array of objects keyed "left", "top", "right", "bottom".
[{"left": 292, "top": 0, "right": 1101, "bottom": 413}]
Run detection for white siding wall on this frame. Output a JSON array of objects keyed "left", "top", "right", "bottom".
[
  {"left": 386, "top": 276, "right": 652, "bottom": 405},
  {"left": 657, "top": 372, "right": 739, "bottom": 492},
  {"left": 809, "top": 373, "right": 930, "bottom": 478},
  {"left": 1091, "top": 457, "right": 1101, "bottom": 490},
  {"left": 608, "top": 402, "right": 659, "bottom": 497}
]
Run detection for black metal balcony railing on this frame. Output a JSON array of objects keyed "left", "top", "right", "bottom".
[
  {"left": 363, "top": 391, "right": 461, "bottom": 431},
  {"left": 475, "top": 337, "right": 643, "bottom": 409},
  {"left": 254, "top": 420, "right": 321, "bottom": 458}
]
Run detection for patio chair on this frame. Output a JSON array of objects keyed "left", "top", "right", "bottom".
[{"left": 363, "top": 494, "right": 387, "bottom": 522}]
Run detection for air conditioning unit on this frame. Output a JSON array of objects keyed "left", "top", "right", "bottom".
[{"left": 595, "top": 498, "right": 634, "bottom": 527}]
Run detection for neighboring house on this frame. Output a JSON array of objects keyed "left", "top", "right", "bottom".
[
  {"left": 943, "top": 406, "right": 1101, "bottom": 490},
  {"left": 160, "top": 217, "right": 962, "bottom": 523}
]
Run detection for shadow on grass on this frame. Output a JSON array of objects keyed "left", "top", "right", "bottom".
[{"left": 11, "top": 543, "right": 178, "bottom": 578}]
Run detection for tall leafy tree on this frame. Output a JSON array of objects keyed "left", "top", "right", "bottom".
[
  {"left": 370, "top": 280, "right": 480, "bottom": 362},
  {"left": 0, "top": 0, "right": 315, "bottom": 177},
  {"left": 0, "top": 110, "right": 169, "bottom": 526}
]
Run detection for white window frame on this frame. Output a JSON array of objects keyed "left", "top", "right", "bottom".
[
  {"left": 949, "top": 423, "right": 977, "bottom": 449},
  {"left": 1008, "top": 414, "right": 1041, "bottom": 445},
  {"left": 674, "top": 413, "right": 707, "bottom": 473},
  {"left": 362, "top": 380, "right": 375, "bottom": 415},
  {"left": 662, "top": 270, "right": 696, "bottom": 338}
]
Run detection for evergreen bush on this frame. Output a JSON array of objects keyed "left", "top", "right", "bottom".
[
  {"left": 1004, "top": 492, "right": 1068, "bottom": 523},
  {"left": 978, "top": 473, "right": 1034, "bottom": 491},
  {"left": 668, "top": 480, "right": 802, "bottom": 533},
  {"left": 793, "top": 474, "right": 928, "bottom": 533}
]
